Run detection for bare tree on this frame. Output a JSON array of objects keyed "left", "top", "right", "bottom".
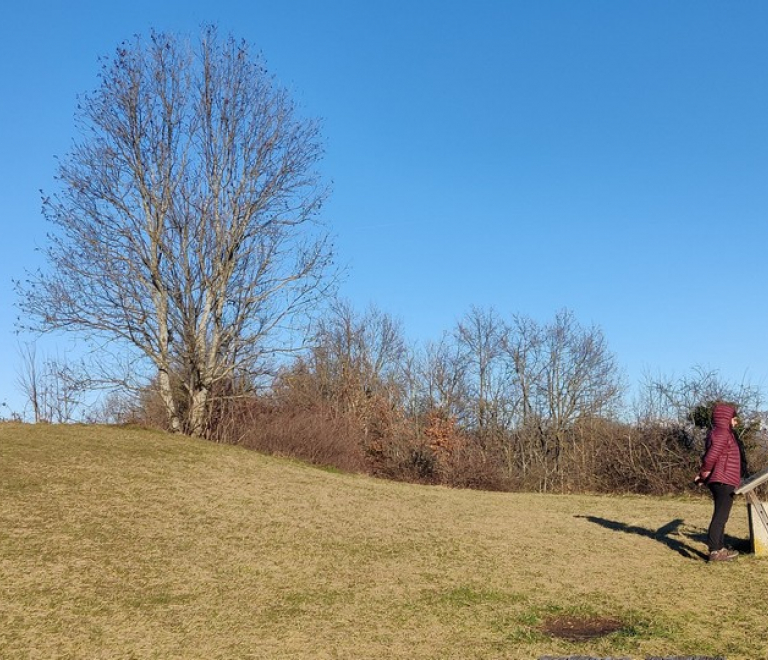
[
  {"left": 634, "top": 365, "right": 763, "bottom": 425},
  {"left": 501, "top": 314, "right": 546, "bottom": 478},
  {"left": 538, "top": 309, "right": 623, "bottom": 432},
  {"left": 417, "top": 334, "right": 469, "bottom": 421},
  {"left": 16, "top": 343, "right": 89, "bottom": 423},
  {"left": 455, "top": 306, "right": 512, "bottom": 436},
  {"left": 503, "top": 313, "right": 545, "bottom": 429},
  {"left": 633, "top": 365, "right": 764, "bottom": 456},
  {"left": 16, "top": 343, "right": 41, "bottom": 423},
  {"left": 16, "top": 28, "right": 334, "bottom": 436},
  {"left": 497, "top": 310, "right": 623, "bottom": 489},
  {"left": 305, "top": 301, "right": 407, "bottom": 425}
]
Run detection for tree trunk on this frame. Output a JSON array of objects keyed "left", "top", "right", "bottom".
[
  {"left": 187, "top": 385, "right": 209, "bottom": 438},
  {"left": 158, "top": 367, "right": 181, "bottom": 433}
]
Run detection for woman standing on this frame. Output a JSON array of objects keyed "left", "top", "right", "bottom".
[{"left": 695, "top": 403, "right": 743, "bottom": 562}]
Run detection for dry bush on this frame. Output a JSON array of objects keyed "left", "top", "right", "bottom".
[
  {"left": 438, "top": 440, "right": 513, "bottom": 491},
  {"left": 363, "top": 409, "right": 440, "bottom": 484},
  {"left": 365, "top": 412, "right": 513, "bottom": 491},
  {"left": 366, "top": 434, "right": 441, "bottom": 484},
  {"left": 366, "top": 434, "right": 513, "bottom": 491},
  {"left": 109, "top": 384, "right": 172, "bottom": 431},
  {"left": 497, "top": 418, "right": 703, "bottom": 495},
  {"left": 588, "top": 422, "right": 702, "bottom": 495},
  {"left": 235, "top": 400, "right": 368, "bottom": 474}
]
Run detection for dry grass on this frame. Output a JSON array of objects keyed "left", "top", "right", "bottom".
[{"left": 1, "top": 422, "right": 766, "bottom": 659}]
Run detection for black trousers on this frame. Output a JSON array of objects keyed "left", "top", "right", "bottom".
[{"left": 707, "top": 482, "right": 735, "bottom": 552}]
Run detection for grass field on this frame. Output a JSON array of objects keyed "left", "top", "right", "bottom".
[{"left": 1, "top": 422, "right": 766, "bottom": 659}]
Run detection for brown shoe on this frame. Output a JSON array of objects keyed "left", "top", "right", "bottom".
[{"left": 708, "top": 548, "right": 739, "bottom": 562}]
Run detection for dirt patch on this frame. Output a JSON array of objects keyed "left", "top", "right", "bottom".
[{"left": 541, "top": 614, "right": 625, "bottom": 641}]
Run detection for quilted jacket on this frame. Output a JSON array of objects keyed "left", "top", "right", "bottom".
[{"left": 699, "top": 403, "right": 742, "bottom": 487}]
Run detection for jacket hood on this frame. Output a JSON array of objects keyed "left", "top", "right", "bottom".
[{"left": 712, "top": 403, "right": 737, "bottom": 431}]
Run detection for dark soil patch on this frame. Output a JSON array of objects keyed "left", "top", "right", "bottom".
[{"left": 541, "top": 614, "right": 625, "bottom": 641}]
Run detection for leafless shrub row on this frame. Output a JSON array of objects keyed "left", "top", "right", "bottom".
[{"left": 98, "top": 302, "right": 764, "bottom": 496}]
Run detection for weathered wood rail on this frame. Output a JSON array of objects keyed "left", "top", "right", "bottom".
[{"left": 735, "top": 466, "right": 768, "bottom": 556}]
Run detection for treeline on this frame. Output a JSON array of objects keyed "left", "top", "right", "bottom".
[{"left": 117, "top": 302, "right": 767, "bottom": 496}]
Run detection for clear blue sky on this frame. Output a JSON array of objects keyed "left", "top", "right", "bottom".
[{"left": 1, "top": 1, "right": 767, "bottom": 417}]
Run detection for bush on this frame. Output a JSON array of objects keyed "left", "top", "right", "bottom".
[
  {"left": 236, "top": 400, "right": 368, "bottom": 474},
  {"left": 589, "top": 422, "right": 703, "bottom": 495}
]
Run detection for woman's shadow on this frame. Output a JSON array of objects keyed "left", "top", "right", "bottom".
[{"left": 575, "top": 516, "right": 749, "bottom": 560}]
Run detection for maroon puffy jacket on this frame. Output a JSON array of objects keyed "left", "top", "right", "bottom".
[{"left": 699, "top": 403, "right": 742, "bottom": 487}]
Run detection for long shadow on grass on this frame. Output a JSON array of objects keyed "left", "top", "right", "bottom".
[{"left": 576, "top": 516, "right": 710, "bottom": 560}]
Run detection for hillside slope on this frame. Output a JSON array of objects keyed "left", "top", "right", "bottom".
[{"left": 1, "top": 423, "right": 765, "bottom": 659}]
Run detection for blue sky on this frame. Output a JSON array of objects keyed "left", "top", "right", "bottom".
[{"left": 1, "top": 1, "right": 767, "bottom": 417}]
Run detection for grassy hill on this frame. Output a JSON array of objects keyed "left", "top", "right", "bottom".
[{"left": 1, "top": 422, "right": 766, "bottom": 659}]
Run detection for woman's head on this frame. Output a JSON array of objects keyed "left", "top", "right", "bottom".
[{"left": 712, "top": 402, "right": 737, "bottom": 430}]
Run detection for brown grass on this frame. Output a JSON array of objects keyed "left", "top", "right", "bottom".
[{"left": 1, "top": 422, "right": 766, "bottom": 659}]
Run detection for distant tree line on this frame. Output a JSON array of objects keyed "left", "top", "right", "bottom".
[{"left": 85, "top": 301, "right": 762, "bottom": 496}]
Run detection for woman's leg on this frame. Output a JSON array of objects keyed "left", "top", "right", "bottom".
[{"left": 707, "top": 482, "right": 735, "bottom": 552}]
